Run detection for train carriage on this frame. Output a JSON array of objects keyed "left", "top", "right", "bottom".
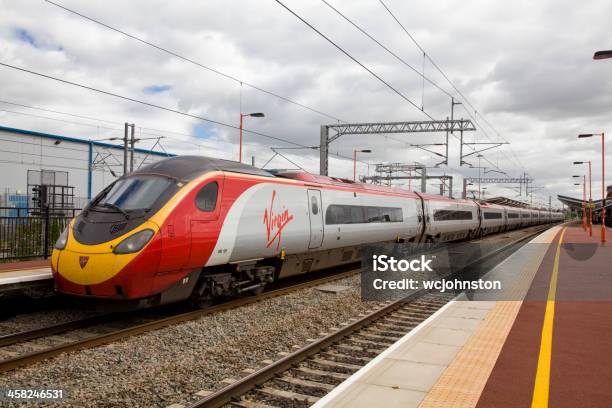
[
  {"left": 478, "top": 203, "right": 506, "bottom": 236},
  {"left": 52, "top": 156, "right": 562, "bottom": 308}
]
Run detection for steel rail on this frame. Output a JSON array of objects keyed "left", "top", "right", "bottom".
[
  {"left": 0, "top": 269, "right": 359, "bottom": 373},
  {"left": 0, "top": 312, "right": 117, "bottom": 347},
  {"left": 187, "top": 225, "right": 551, "bottom": 408}
]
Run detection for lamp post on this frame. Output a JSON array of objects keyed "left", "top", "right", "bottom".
[
  {"left": 239, "top": 112, "right": 265, "bottom": 163},
  {"left": 587, "top": 49, "right": 611, "bottom": 242},
  {"left": 353, "top": 149, "right": 372, "bottom": 181},
  {"left": 574, "top": 161, "right": 593, "bottom": 236},
  {"left": 573, "top": 175, "right": 586, "bottom": 230},
  {"left": 578, "top": 133, "right": 606, "bottom": 243}
]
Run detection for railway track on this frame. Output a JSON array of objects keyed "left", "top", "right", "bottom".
[
  {"left": 0, "top": 224, "right": 553, "bottom": 381},
  {"left": 182, "top": 225, "right": 551, "bottom": 408},
  {"left": 0, "top": 268, "right": 360, "bottom": 374}
]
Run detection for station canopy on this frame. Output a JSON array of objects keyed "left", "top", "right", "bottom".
[
  {"left": 557, "top": 194, "right": 612, "bottom": 213},
  {"left": 484, "top": 196, "right": 531, "bottom": 208}
]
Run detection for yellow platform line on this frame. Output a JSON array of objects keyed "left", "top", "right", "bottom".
[
  {"left": 530, "top": 226, "right": 567, "bottom": 408},
  {"left": 417, "top": 226, "right": 563, "bottom": 408}
]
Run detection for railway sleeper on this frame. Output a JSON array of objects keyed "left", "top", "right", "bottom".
[
  {"left": 393, "top": 310, "right": 433, "bottom": 319},
  {"left": 382, "top": 316, "right": 422, "bottom": 325},
  {"left": 333, "top": 343, "right": 383, "bottom": 357},
  {"left": 275, "top": 375, "right": 335, "bottom": 395},
  {"left": 310, "top": 357, "right": 362, "bottom": 373},
  {"left": 292, "top": 366, "right": 349, "bottom": 383},
  {"left": 345, "top": 337, "right": 389, "bottom": 349},
  {"left": 372, "top": 322, "right": 412, "bottom": 335},
  {"left": 319, "top": 351, "right": 370, "bottom": 365},
  {"left": 231, "top": 398, "right": 279, "bottom": 408},
  {"left": 410, "top": 300, "right": 448, "bottom": 308},
  {"left": 364, "top": 327, "right": 405, "bottom": 338},
  {"left": 255, "top": 386, "right": 319, "bottom": 406},
  {"left": 356, "top": 332, "right": 398, "bottom": 343}
]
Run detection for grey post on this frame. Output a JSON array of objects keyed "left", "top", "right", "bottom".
[
  {"left": 421, "top": 166, "right": 426, "bottom": 193},
  {"left": 320, "top": 125, "right": 329, "bottom": 176},
  {"left": 123, "top": 122, "right": 129, "bottom": 176},
  {"left": 129, "top": 123, "right": 136, "bottom": 173}
]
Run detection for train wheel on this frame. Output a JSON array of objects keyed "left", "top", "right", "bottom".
[{"left": 190, "top": 295, "right": 214, "bottom": 309}]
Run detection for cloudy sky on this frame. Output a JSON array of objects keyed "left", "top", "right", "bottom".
[{"left": 1, "top": 0, "right": 611, "bottom": 207}]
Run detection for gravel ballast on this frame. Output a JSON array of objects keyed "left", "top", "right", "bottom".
[{"left": 0, "top": 274, "right": 375, "bottom": 407}]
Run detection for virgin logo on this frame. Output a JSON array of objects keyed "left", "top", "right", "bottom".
[{"left": 263, "top": 190, "right": 294, "bottom": 251}]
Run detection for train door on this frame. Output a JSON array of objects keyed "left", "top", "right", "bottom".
[
  {"left": 307, "top": 189, "right": 324, "bottom": 249},
  {"left": 421, "top": 199, "right": 432, "bottom": 241},
  {"left": 189, "top": 176, "right": 225, "bottom": 267}
]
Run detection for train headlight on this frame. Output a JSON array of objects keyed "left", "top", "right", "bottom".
[
  {"left": 54, "top": 227, "right": 69, "bottom": 250},
  {"left": 113, "top": 229, "right": 154, "bottom": 254}
]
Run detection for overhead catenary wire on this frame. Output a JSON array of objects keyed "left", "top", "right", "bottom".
[
  {"left": 39, "top": 1, "right": 476, "bottom": 171},
  {"left": 0, "top": 92, "right": 364, "bottom": 169},
  {"left": 0, "top": 61, "right": 314, "bottom": 150},
  {"left": 377, "top": 0, "right": 525, "bottom": 174},
  {"left": 318, "top": 0, "right": 453, "bottom": 99},
  {"left": 315, "top": 0, "right": 471, "bottom": 164},
  {"left": 0, "top": 99, "right": 235, "bottom": 150},
  {"left": 43, "top": 0, "right": 345, "bottom": 123},
  {"left": 18, "top": 3, "right": 512, "bottom": 178},
  {"left": 273, "top": 0, "right": 435, "bottom": 120}
]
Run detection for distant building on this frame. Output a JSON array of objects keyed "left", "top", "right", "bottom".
[{"left": 0, "top": 125, "right": 173, "bottom": 207}]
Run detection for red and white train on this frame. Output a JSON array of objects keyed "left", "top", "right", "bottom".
[{"left": 51, "top": 156, "right": 563, "bottom": 307}]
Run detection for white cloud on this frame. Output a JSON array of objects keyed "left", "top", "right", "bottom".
[{"left": 0, "top": 0, "right": 610, "bottom": 207}]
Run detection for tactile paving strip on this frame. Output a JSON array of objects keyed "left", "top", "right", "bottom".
[{"left": 418, "top": 226, "right": 561, "bottom": 408}]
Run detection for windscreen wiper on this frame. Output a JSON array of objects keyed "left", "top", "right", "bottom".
[{"left": 100, "top": 203, "right": 129, "bottom": 219}]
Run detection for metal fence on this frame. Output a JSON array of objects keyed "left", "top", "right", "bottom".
[{"left": 0, "top": 207, "right": 80, "bottom": 261}]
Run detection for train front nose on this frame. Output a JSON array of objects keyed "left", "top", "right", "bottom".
[{"left": 53, "top": 223, "right": 160, "bottom": 298}]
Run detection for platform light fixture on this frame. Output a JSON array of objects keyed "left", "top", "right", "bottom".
[
  {"left": 239, "top": 112, "right": 265, "bottom": 163},
  {"left": 590, "top": 50, "right": 609, "bottom": 241},
  {"left": 593, "top": 50, "right": 612, "bottom": 60},
  {"left": 577, "top": 131, "right": 606, "bottom": 242},
  {"left": 353, "top": 149, "right": 372, "bottom": 181}
]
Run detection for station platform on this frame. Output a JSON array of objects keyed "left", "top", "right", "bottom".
[
  {"left": 314, "top": 222, "right": 612, "bottom": 408},
  {"left": 0, "top": 259, "right": 52, "bottom": 293}
]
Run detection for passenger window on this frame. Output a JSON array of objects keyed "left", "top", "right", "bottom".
[
  {"left": 311, "top": 195, "right": 319, "bottom": 215},
  {"left": 195, "top": 182, "right": 218, "bottom": 212}
]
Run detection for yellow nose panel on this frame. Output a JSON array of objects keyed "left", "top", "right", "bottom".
[
  {"left": 55, "top": 220, "right": 159, "bottom": 286},
  {"left": 57, "top": 249, "right": 135, "bottom": 285}
]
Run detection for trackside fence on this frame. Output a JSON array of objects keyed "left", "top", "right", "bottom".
[{"left": 0, "top": 207, "right": 80, "bottom": 261}]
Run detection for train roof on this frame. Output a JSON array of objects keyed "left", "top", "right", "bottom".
[
  {"left": 131, "top": 155, "right": 275, "bottom": 181},
  {"left": 271, "top": 170, "right": 421, "bottom": 197},
  {"left": 479, "top": 202, "right": 506, "bottom": 210},
  {"left": 417, "top": 192, "right": 475, "bottom": 205}
]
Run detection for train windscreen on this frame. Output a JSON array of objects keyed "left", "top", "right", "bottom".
[{"left": 96, "top": 175, "right": 174, "bottom": 211}]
